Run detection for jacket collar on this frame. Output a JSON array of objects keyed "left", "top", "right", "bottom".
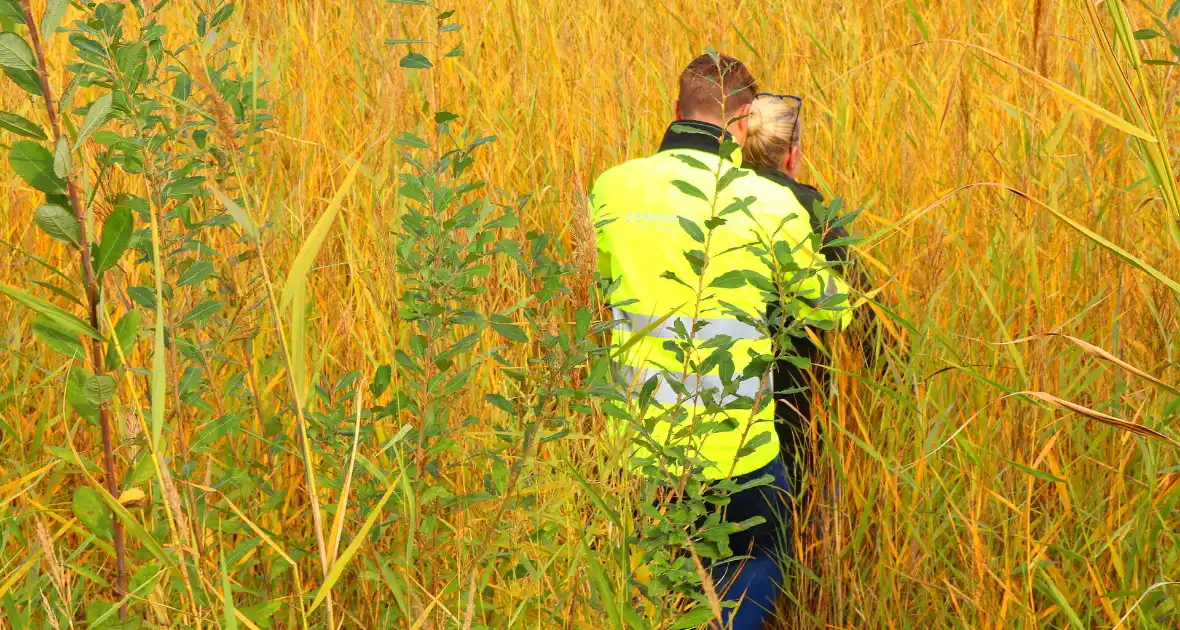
[
  {"left": 754, "top": 168, "right": 819, "bottom": 197},
  {"left": 657, "top": 119, "right": 732, "bottom": 156}
]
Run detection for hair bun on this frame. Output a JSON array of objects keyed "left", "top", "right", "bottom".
[{"left": 747, "top": 110, "right": 763, "bottom": 136}]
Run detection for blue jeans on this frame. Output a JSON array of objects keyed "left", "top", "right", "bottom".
[{"left": 706, "top": 456, "right": 793, "bottom": 629}]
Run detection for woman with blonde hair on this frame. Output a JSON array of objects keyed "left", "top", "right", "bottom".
[{"left": 743, "top": 92, "right": 864, "bottom": 497}]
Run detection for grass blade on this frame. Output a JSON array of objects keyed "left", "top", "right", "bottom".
[
  {"left": 279, "top": 153, "right": 365, "bottom": 311},
  {"left": 998, "top": 333, "right": 1180, "bottom": 397},
  {"left": 308, "top": 479, "right": 398, "bottom": 614},
  {"left": 610, "top": 304, "right": 684, "bottom": 359},
  {"left": 1010, "top": 391, "right": 1179, "bottom": 447},
  {"left": 0, "top": 283, "right": 101, "bottom": 340},
  {"left": 221, "top": 540, "right": 239, "bottom": 630},
  {"left": 329, "top": 379, "right": 365, "bottom": 562}
]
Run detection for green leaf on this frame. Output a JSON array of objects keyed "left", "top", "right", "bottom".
[
  {"left": 684, "top": 249, "right": 706, "bottom": 276},
  {"left": 999, "top": 456, "right": 1066, "bottom": 484},
  {"left": 673, "top": 154, "right": 711, "bottom": 171},
  {"left": 611, "top": 304, "right": 683, "bottom": 359},
  {"left": 1036, "top": 573, "right": 1085, "bottom": 629},
  {"left": 73, "top": 486, "right": 113, "bottom": 539},
  {"left": 0, "top": 283, "right": 101, "bottom": 339},
  {"left": 208, "top": 184, "right": 259, "bottom": 241},
  {"left": 91, "top": 484, "right": 183, "bottom": 583},
  {"left": 106, "top": 310, "right": 140, "bottom": 370},
  {"left": 717, "top": 166, "right": 747, "bottom": 192},
  {"left": 95, "top": 205, "right": 133, "bottom": 274},
  {"left": 220, "top": 543, "right": 238, "bottom": 630},
  {"left": 31, "top": 279, "right": 82, "bottom": 306},
  {"left": 129, "top": 562, "right": 162, "bottom": 598},
  {"left": 33, "top": 316, "right": 85, "bottom": 358},
  {"left": 307, "top": 481, "right": 399, "bottom": 614},
  {"left": 41, "top": 0, "right": 68, "bottom": 40},
  {"left": 126, "top": 453, "right": 156, "bottom": 487},
  {"left": 4, "top": 67, "right": 42, "bottom": 96},
  {"left": 240, "top": 602, "right": 282, "bottom": 628},
  {"left": 677, "top": 216, "right": 704, "bottom": 243},
  {"left": 1134, "top": 28, "right": 1161, "bottom": 40},
  {"left": 0, "top": 0, "right": 25, "bottom": 23},
  {"left": 485, "top": 393, "right": 515, "bottom": 414},
  {"left": 53, "top": 136, "right": 70, "bottom": 178},
  {"left": 670, "top": 606, "right": 716, "bottom": 630},
  {"left": 709, "top": 269, "right": 747, "bottom": 289},
  {"left": 0, "top": 110, "right": 47, "bottom": 140},
  {"left": 490, "top": 319, "right": 528, "bottom": 343},
  {"left": 399, "top": 52, "right": 432, "bottom": 69},
  {"left": 388, "top": 0, "right": 430, "bottom": 5},
  {"left": 179, "top": 299, "right": 223, "bottom": 326},
  {"left": 67, "top": 367, "right": 99, "bottom": 423},
  {"left": 69, "top": 33, "right": 105, "bottom": 58},
  {"left": 127, "top": 286, "right": 156, "bottom": 309},
  {"left": 114, "top": 42, "right": 146, "bottom": 90},
  {"left": 47, "top": 445, "right": 102, "bottom": 473},
  {"left": 84, "top": 374, "right": 116, "bottom": 405},
  {"left": 670, "top": 179, "right": 709, "bottom": 203},
  {"left": 209, "top": 3, "right": 235, "bottom": 28},
  {"left": 75, "top": 93, "right": 113, "bottom": 150},
  {"left": 9, "top": 140, "right": 67, "bottom": 193},
  {"left": 0, "top": 32, "right": 35, "bottom": 72},
  {"left": 35, "top": 204, "right": 81, "bottom": 246},
  {"left": 176, "top": 260, "right": 214, "bottom": 286},
  {"left": 394, "top": 132, "right": 430, "bottom": 148},
  {"left": 385, "top": 38, "right": 428, "bottom": 45},
  {"left": 279, "top": 154, "right": 365, "bottom": 311},
  {"left": 58, "top": 73, "right": 81, "bottom": 111}
]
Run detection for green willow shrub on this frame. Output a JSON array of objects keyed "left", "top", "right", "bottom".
[
  {"left": 377, "top": 4, "right": 617, "bottom": 625},
  {"left": 0, "top": 0, "right": 268, "bottom": 624}
]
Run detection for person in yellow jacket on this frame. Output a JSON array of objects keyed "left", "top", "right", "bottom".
[{"left": 590, "top": 54, "right": 851, "bottom": 629}]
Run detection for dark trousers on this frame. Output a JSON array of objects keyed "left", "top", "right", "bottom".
[{"left": 706, "top": 455, "right": 793, "bottom": 629}]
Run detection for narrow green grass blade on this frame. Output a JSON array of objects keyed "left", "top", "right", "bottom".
[
  {"left": 221, "top": 541, "right": 239, "bottom": 630},
  {"left": 307, "top": 480, "right": 398, "bottom": 614},
  {"left": 1037, "top": 572, "right": 1085, "bottom": 629},
  {"left": 149, "top": 202, "right": 167, "bottom": 453},
  {"left": 0, "top": 284, "right": 101, "bottom": 340},
  {"left": 279, "top": 153, "right": 365, "bottom": 311},
  {"left": 610, "top": 304, "right": 684, "bottom": 359}
]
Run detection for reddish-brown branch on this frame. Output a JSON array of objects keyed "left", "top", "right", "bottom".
[{"left": 19, "top": 0, "right": 127, "bottom": 613}]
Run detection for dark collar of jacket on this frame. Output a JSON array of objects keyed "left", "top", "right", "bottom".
[
  {"left": 754, "top": 168, "right": 850, "bottom": 264},
  {"left": 657, "top": 120, "right": 733, "bottom": 156}
]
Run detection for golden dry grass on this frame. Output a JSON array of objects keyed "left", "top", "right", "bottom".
[{"left": 2, "top": 0, "right": 1180, "bottom": 628}]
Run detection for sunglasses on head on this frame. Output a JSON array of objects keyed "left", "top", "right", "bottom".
[{"left": 757, "top": 93, "right": 803, "bottom": 110}]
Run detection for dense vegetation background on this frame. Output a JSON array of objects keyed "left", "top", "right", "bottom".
[{"left": 1, "top": 0, "right": 1179, "bottom": 628}]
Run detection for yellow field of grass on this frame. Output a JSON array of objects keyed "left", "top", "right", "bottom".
[{"left": 2, "top": 0, "right": 1179, "bottom": 628}]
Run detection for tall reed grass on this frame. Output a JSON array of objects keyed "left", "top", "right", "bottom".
[{"left": 2, "top": 0, "right": 1179, "bottom": 628}]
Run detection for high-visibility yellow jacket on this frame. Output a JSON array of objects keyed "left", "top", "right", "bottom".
[{"left": 590, "top": 120, "right": 852, "bottom": 479}]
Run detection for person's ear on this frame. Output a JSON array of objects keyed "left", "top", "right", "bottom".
[
  {"left": 733, "top": 102, "right": 751, "bottom": 130},
  {"left": 783, "top": 145, "right": 802, "bottom": 177},
  {"left": 731, "top": 102, "right": 751, "bottom": 141},
  {"left": 674, "top": 100, "right": 682, "bottom": 121}
]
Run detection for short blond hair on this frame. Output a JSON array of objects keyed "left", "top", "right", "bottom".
[{"left": 744, "top": 94, "right": 802, "bottom": 170}]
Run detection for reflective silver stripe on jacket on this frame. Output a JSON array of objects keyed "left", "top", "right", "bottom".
[
  {"left": 613, "top": 363, "right": 765, "bottom": 407},
  {"left": 613, "top": 308, "right": 762, "bottom": 341}
]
